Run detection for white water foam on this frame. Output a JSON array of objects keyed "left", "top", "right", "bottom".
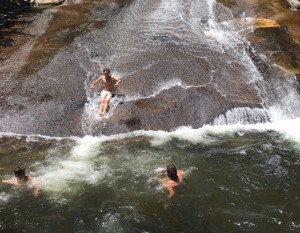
[
  {"left": 35, "top": 136, "right": 111, "bottom": 197},
  {"left": 125, "top": 78, "right": 183, "bottom": 101},
  {"left": 91, "top": 117, "right": 300, "bottom": 148},
  {"left": 286, "top": 0, "right": 300, "bottom": 10},
  {"left": 33, "top": 117, "right": 300, "bottom": 199},
  {"left": 65, "top": 0, "right": 83, "bottom": 4},
  {"left": 79, "top": 117, "right": 300, "bottom": 147},
  {"left": 0, "top": 192, "right": 11, "bottom": 204},
  {"left": 2, "top": 117, "right": 297, "bottom": 202},
  {"left": 213, "top": 107, "right": 270, "bottom": 125}
]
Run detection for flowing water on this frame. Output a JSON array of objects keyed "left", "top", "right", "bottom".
[
  {"left": 0, "top": 123, "right": 300, "bottom": 232},
  {"left": 1, "top": 0, "right": 300, "bottom": 232}
]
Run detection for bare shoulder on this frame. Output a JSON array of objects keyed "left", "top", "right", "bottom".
[
  {"left": 177, "top": 170, "right": 184, "bottom": 182},
  {"left": 28, "top": 176, "right": 38, "bottom": 183},
  {"left": 166, "top": 180, "right": 177, "bottom": 188}
]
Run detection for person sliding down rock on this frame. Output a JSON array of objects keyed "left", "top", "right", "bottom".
[{"left": 90, "top": 68, "right": 122, "bottom": 116}]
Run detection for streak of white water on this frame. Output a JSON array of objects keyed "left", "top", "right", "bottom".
[
  {"left": 206, "top": 0, "right": 300, "bottom": 122},
  {"left": 28, "top": 115, "right": 300, "bottom": 202},
  {"left": 213, "top": 107, "right": 270, "bottom": 125},
  {"left": 286, "top": 0, "right": 300, "bottom": 10}
]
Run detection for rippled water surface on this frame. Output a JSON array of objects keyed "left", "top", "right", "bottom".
[
  {"left": 1, "top": 121, "right": 300, "bottom": 232},
  {"left": 1, "top": 0, "right": 300, "bottom": 232}
]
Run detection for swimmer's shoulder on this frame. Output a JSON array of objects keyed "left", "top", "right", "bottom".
[{"left": 177, "top": 170, "right": 184, "bottom": 182}]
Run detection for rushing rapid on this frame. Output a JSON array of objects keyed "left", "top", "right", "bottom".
[{"left": 1, "top": 118, "right": 300, "bottom": 232}]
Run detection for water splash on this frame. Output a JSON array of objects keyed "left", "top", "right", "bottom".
[
  {"left": 213, "top": 107, "right": 271, "bottom": 125},
  {"left": 286, "top": 0, "right": 300, "bottom": 10},
  {"left": 36, "top": 136, "right": 110, "bottom": 197},
  {"left": 0, "top": 192, "right": 11, "bottom": 204}
]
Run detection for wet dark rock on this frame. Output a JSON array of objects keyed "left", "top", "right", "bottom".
[
  {"left": 87, "top": 86, "right": 262, "bottom": 136},
  {"left": 123, "top": 117, "right": 142, "bottom": 131},
  {"left": 0, "top": 0, "right": 299, "bottom": 137},
  {"left": 246, "top": 26, "right": 300, "bottom": 75},
  {"left": 0, "top": 0, "right": 31, "bottom": 10}
]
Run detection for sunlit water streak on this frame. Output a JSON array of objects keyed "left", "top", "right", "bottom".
[{"left": 286, "top": 0, "right": 300, "bottom": 10}]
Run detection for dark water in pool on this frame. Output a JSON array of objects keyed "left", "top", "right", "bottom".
[{"left": 1, "top": 121, "right": 300, "bottom": 232}]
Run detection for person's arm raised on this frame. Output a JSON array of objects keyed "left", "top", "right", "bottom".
[{"left": 90, "top": 76, "right": 103, "bottom": 89}]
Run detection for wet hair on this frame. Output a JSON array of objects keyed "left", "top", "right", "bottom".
[
  {"left": 14, "top": 166, "right": 26, "bottom": 177},
  {"left": 167, "top": 165, "right": 179, "bottom": 182},
  {"left": 103, "top": 68, "right": 110, "bottom": 74}
]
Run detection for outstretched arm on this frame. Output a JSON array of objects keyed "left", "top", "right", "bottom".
[
  {"left": 90, "top": 76, "right": 103, "bottom": 89},
  {"left": 1, "top": 178, "right": 17, "bottom": 185},
  {"left": 113, "top": 77, "right": 122, "bottom": 88}
]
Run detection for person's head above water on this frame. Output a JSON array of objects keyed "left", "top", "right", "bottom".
[
  {"left": 167, "top": 165, "right": 179, "bottom": 182},
  {"left": 103, "top": 68, "right": 110, "bottom": 76},
  {"left": 14, "top": 166, "right": 26, "bottom": 178}
]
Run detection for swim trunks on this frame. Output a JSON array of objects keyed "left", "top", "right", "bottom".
[{"left": 101, "top": 90, "right": 112, "bottom": 100}]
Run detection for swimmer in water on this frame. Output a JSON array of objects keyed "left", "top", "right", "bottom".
[
  {"left": 1, "top": 166, "right": 40, "bottom": 197},
  {"left": 158, "top": 165, "right": 184, "bottom": 198}
]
